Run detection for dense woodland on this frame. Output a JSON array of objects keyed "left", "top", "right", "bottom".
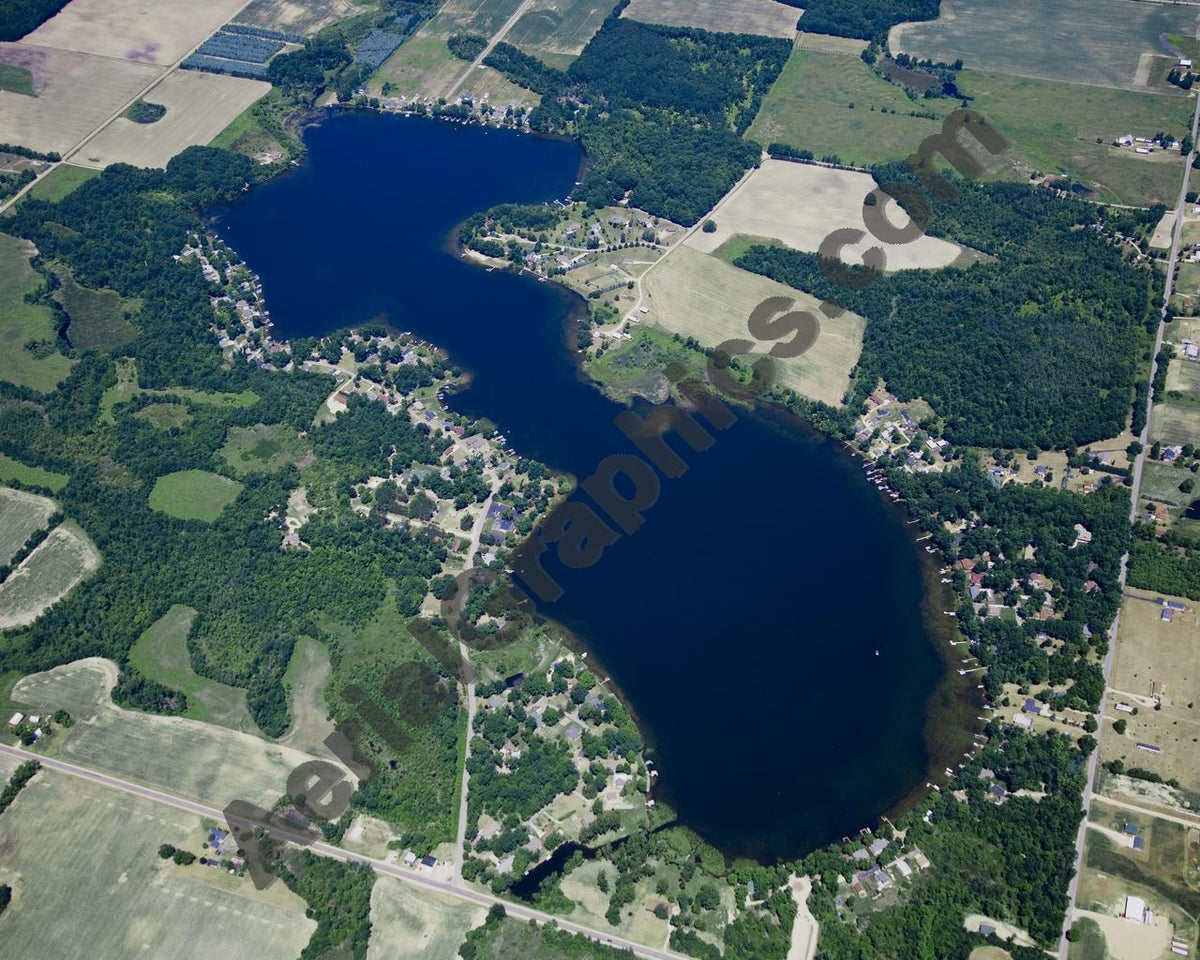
[
  {"left": 0, "top": 0, "right": 69, "bottom": 41},
  {"left": 277, "top": 852, "right": 375, "bottom": 959},
  {"left": 772, "top": 0, "right": 941, "bottom": 40},
  {"left": 737, "top": 167, "right": 1160, "bottom": 449}
]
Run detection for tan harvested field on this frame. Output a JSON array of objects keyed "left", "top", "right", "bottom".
[
  {"left": 968, "top": 949, "right": 1013, "bottom": 960},
  {"left": 641, "top": 244, "right": 866, "bottom": 406},
  {"left": 23, "top": 0, "right": 251, "bottom": 65},
  {"left": 0, "top": 486, "right": 55, "bottom": 564},
  {"left": 1150, "top": 402, "right": 1200, "bottom": 446},
  {"left": 505, "top": 0, "right": 617, "bottom": 57},
  {"left": 12, "top": 658, "right": 355, "bottom": 809},
  {"left": 79, "top": 70, "right": 270, "bottom": 169},
  {"left": 795, "top": 32, "right": 867, "bottom": 56},
  {"left": 367, "top": 876, "right": 486, "bottom": 959},
  {"left": 0, "top": 521, "right": 100, "bottom": 630},
  {"left": 0, "top": 44, "right": 158, "bottom": 155},
  {"left": 236, "top": 0, "right": 366, "bottom": 37},
  {"left": 1105, "top": 589, "right": 1200, "bottom": 793},
  {"left": 0, "top": 770, "right": 316, "bottom": 960},
  {"left": 685, "top": 160, "right": 965, "bottom": 271},
  {"left": 621, "top": 0, "right": 798, "bottom": 38}
]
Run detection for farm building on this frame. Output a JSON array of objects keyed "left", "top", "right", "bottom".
[{"left": 1123, "top": 895, "right": 1151, "bottom": 924}]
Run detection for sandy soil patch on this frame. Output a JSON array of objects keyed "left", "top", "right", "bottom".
[
  {"left": 0, "top": 486, "right": 56, "bottom": 564},
  {"left": 23, "top": 0, "right": 252, "bottom": 66},
  {"left": 12, "top": 658, "right": 356, "bottom": 809},
  {"left": 1075, "top": 908, "right": 1173, "bottom": 960},
  {"left": 79, "top": 70, "right": 270, "bottom": 169},
  {"left": 622, "top": 0, "right": 798, "bottom": 38},
  {"left": 685, "top": 159, "right": 964, "bottom": 271},
  {"left": 1150, "top": 211, "right": 1176, "bottom": 250},
  {"left": 0, "top": 522, "right": 100, "bottom": 630},
  {"left": 641, "top": 244, "right": 865, "bottom": 406},
  {"left": 0, "top": 44, "right": 159, "bottom": 154},
  {"left": 787, "top": 876, "right": 819, "bottom": 960}
]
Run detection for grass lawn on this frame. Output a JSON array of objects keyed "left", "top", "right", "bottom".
[
  {"left": 0, "top": 232, "right": 75, "bottom": 392},
  {"left": 0, "top": 452, "right": 67, "bottom": 492},
  {"left": 219, "top": 422, "right": 309, "bottom": 476},
  {"left": 53, "top": 265, "right": 139, "bottom": 351},
  {"left": 0, "top": 63, "right": 34, "bottom": 96},
  {"left": 128, "top": 604, "right": 257, "bottom": 732},
  {"left": 0, "top": 769, "right": 316, "bottom": 960},
  {"left": 19, "top": 163, "right": 98, "bottom": 203},
  {"left": 148, "top": 469, "right": 244, "bottom": 521}
]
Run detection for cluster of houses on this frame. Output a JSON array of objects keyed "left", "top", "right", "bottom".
[
  {"left": 853, "top": 389, "right": 950, "bottom": 473},
  {"left": 848, "top": 839, "right": 931, "bottom": 899}
]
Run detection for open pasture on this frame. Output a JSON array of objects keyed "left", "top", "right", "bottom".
[
  {"left": 889, "top": 0, "right": 1200, "bottom": 91},
  {"left": 621, "top": 0, "right": 798, "bottom": 39},
  {"left": 13, "top": 658, "right": 355, "bottom": 808},
  {"left": 641, "top": 244, "right": 865, "bottom": 407},
  {"left": 148, "top": 469, "right": 243, "bottom": 521},
  {"left": 367, "top": 876, "right": 486, "bottom": 959},
  {"left": 20, "top": 161, "right": 96, "bottom": 202},
  {"left": 0, "top": 521, "right": 99, "bottom": 630},
  {"left": 0, "top": 453, "right": 67, "bottom": 493},
  {"left": 0, "top": 770, "right": 315, "bottom": 960},
  {"left": 0, "top": 43, "right": 158, "bottom": 155},
  {"left": 0, "top": 486, "right": 55, "bottom": 563},
  {"left": 1151, "top": 403, "right": 1200, "bottom": 447},
  {"left": 0, "top": 233, "right": 74, "bottom": 393},
  {"left": 1105, "top": 588, "right": 1200, "bottom": 795},
  {"left": 685, "top": 159, "right": 964, "bottom": 271},
  {"left": 376, "top": 34, "right": 461, "bottom": 98},
  {"left": 236, "top": 0, "right": 366, "bottom": 37},
  {"left": 79, "top": 69, "right": 270, "bottom": 169},
  {"left": 53, "top": 266, "right": 138, "bottom": 351},
  {"left": 128, "top": 605, "right": 257, "bottom": 733},
  {"left": 504, "top": 0, "right": 617, "bottom": 58},
  {"left": 219, "top": 422, "right": 308, "bottom": 476},
  {"left": 22, "top": 0, "right": 251, "bottom": 65},
  {"left": 1165, "top": 357, "right": 1200, "bottom": 400}
]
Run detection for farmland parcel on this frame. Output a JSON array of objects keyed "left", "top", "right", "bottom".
[
  {"left": 621, "top": 0, "right": 799, "bottom": 39},
  {"left": 0, "top": 522, "right": 100, "bottom": 630}
]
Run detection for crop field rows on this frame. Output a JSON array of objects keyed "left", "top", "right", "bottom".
[
  {"left": 0, "top": 486, "right": 55, "bottom": 563},
  {"left": 0, "top": 521, "right": 100, "bottom": 630},
  {"left": 621, "top": 0, "right": 798, "bottom": 39}
]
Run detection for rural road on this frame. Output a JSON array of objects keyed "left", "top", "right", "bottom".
[
  {"left": 0, "top": 742, "right": 691, "bottom": 960},
  {"left": 1055, "top": 83, "right": 1200, "bottom": 960},
  {"left": 444, "top": 0, "right": 538, "bottom": 103}
]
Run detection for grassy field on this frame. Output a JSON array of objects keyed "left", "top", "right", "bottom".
[
  {"left": 148, "top": 469, "right": 244, "bottom": 521},
  {"left": 621, "top": 0, "right": 797, "bottom": 38},
  {"left": 236, "top": 0, "right": 365, "bottom": 36},
  {"left": 100, "top": 358, "right": 260, "bottom": 424},
  {"left": 13, "top": 657, "right": 354, "bottom": 809},
  {"left": 456, "top": 63, "right": 542, "bottom": 109},
  {"left": 128, "top": 604, "right": 258, "bottom": 733},
  {"left": 685, "top": 159, "right": 964, "bottom": 270},
  {"left": 219, "top": 423, "right": 309, "bottom": 476},
  {"left": 79, "top": 70, "right": 271, "bottom": 170},
  {"left": 889, "top": 0, "right": 1200, "bottom": 91},
  {"left": 376, "top": 34, "right": 462, "bottom": 98},
  {"left": 1105, "top": 588, "right": 1200, "bottom": 794},
  {"left": 24, "top": 0, "right": 249, "bottom": 65},
  {"left": 0, "top": 521, "right": 100, "bottom": 630},
  {"left": 278, "top": 636, "right": 336, "bottom": 758},
  {"left": 1065, "top": 917, "right": 1105, "bottom": 960},
  {"left": 53, "top": 266, "right": 138, "bottom": 351},
  {"left": 135, "top": 401, "right": 192, "bottom": 430},
  {"left": 584, "top": 325, "right": 709, "bottom": 403},
  {"left": 1166, "top": 357, "right": 1200, "bottom": 400},
  {"left": 0, "top": 486, "right": 55, "bottom": 563},
  {"left": 0, "top": 46, "right": 159, "bottom": 156},
  {"left": 0, "top": 453, "right": 67, "bottom": 492},
  {"left": 0, "top": 769, "right": 316, "bottom": 960},
  {"left": 424, "top": 0, "right": 527, "bottom": 41},
  {"left": 641, "top": 244, "right": 865, "bottom": 407},
  {"left": 747, "top": 43, "right": 1193, "bottom": 205},
  {"left": 366, "top": 876, "right": 485, "bottom": 959},
  {"left": 0, "top": 233, "right": 75, "bottom": 393},
  {"left": 19, "top": 163, "right": 97, "bottom": 203},
  {"left": 1151, "top": 403, "right": 1200, "bottom": 447},
  {"left": 0, "top": 63, "right": 33, "bottom": 96},
  {"left": 505, "top": 0, "right": 619, "bottom": 58}
]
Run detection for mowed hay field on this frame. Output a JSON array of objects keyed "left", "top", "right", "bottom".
[
  {"left": 0, "top": 453, "right": 67, "bottom": 493},
  {"left": 128, "top": 605, "right": 258, "bottom": 733},
  {"left": 79, "top": 70, "right": 270, "bottom": 169},
  {"left": 1105, "top": 589, "right": 1200, "bottom": 794},
  {"left": 1165, "top": 357, "right": 1200, "bottom": 398},
  {"left": 0, "top": 486, "right": 55, "bottom": 563},
  {"left": 1151, "top": 403, "right": 1200, "bottom": 447},
  {"left": 0, "top": 771, "right": 315, "bottom": 960},
  {"left": 890, "top": 0, "right": 1200, "bottom": 91},
  {"left": 0, "top": 233, "right": 74, "bottom": 393},
  {"left": 641, "top": 245, "right": 865, "bottom": 406},
  {"left": 0, "top": 44, "right": 158, "bottom": 155},
  {"left": 23, "top": 0, "right": 250, "bottom": 65},
  {"left": 13, "top": 658, "right": 356, "bottom": 808},
  {"left": 236, "top": 0, "right": 367, "bottom": 37},
  {"left": 621, "top": 0, "right": 798, "bottom": 39},
  {"left": 367, "top": 877, "right": 486, "bottom": 960},
  {"left": 685, "top": 160, "right": 964, "bottom": 270},
  {"left": 0, "top": 521, "right": 100, "bottom": 630},
  {"left": 148, "top": 469, "right": 244, "bottom": 521},
  {"left": 376, "top": 34, "right": 462, "bottom": 98},
  {"left": 20, "top": 162, "right": 96, "bottom": 203},
  {"left": 505, "top": 0, "right": 619, "bottom": 60}
]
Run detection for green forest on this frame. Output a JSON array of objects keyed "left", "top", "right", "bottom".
[
  {"left": 0, "top": 0, "right": 69, "bottom": 41},
  {"left": 772, "top": 0, "right": 940, "bottom": 40}
]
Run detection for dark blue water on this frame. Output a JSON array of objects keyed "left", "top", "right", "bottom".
[{"left": 216, "top": 111, "right": 972, "bottom": 861}]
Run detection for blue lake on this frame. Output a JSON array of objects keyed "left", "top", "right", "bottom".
[{"left": 216, "top": 110, "right": 975, "bottom": 862}]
